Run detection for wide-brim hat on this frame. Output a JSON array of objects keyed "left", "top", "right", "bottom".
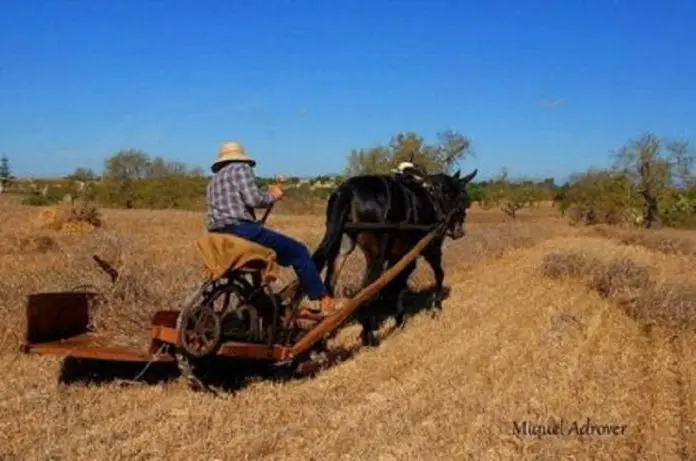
[
  {"left": 392, "top": 161, "right": 415, "bottom": 173},
  {"left": 211, "top": 142, "right": 256, "bottom": 172}
]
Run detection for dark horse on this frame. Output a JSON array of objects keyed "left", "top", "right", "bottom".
[{"left": 311, "top": 168, "right": 478, "bottom": 347}]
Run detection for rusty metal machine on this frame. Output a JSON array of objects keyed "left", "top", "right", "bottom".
[{"left": 20, "top": 209, "right": 449, "bottom": 390}]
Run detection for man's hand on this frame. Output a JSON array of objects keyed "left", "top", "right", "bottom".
[
  {"left": 268, "top": 184, "right": 285, "bottom": 200},
  {"left": 267, "top": 174, "right": 287, "bottom": 200}
]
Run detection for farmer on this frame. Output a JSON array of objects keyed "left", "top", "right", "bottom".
[
  {"left": 393, "top": 161, "right": 428, "bottom": 184},
  {"left": 393, "top": 161, "right": 443, "bottom": 220},
  {"left": 206, "top": 141, "right": 347, "bottom": 317},
  {"left": 393, "top": 161, "right": 433, "bottom": 192}
]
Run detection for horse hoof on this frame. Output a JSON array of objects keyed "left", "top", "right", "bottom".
[
  {"left": 394, "top": 315, "right": 406, "bottom": 329},
  {"left": 361, "top": 334, "right": 380, "bottom": 348}
]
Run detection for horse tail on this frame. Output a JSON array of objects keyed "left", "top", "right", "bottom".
[{"left": 312, "top": 183, "right": 354, "bottom": 274}]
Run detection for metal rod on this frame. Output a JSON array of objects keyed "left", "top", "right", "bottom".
[{"left": 259, "top": 203, "right": 274, "bottom": 224}]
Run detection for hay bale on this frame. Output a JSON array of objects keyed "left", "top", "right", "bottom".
[{"left": 33, "top": 201, "right": 103, "bottom": 233}]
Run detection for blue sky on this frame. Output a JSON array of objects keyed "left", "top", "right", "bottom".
[{"left": 1, "top": 0, "right": 695, "bottom": 181}]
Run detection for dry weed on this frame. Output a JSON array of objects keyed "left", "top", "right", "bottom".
[
  {"left": 541, "top": 249, "right": 696, "bottom": 330},
  {"left": 591, "top": 257, "right": 652, "bottom": 300},
  {"left": 589, "top": 224, "right": 696, "bottom": 256},
  {"left": 540, "top": 250, "right": 595, "bottom": 279},
  {"left": 619, "top": 230, "right": 696, "bottom": 256},
  {"left": 34, "top": 200, "right": 102, "bottom": 232},
  {"left": 634, "top": 281, "right": 696, "bottom": 330},
  {"left": 17, "top": 234, "right": 59, "bottom": 253}
]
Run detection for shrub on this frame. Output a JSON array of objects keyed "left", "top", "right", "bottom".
[
  {"left": 21, "top": 186, "right": 73, "bottom": 206},
  {"left": 659, "top": 190, "right": 696, "bottom": 229},
  {"left": 560, "top": 169, "right": 640, "bottom": 226}
]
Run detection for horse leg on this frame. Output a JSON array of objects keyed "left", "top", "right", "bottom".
[
  {"left": 380, "top": 240, "right": 417, "bottom": 329},
  {"left": 358, "top": 259, "right": 385, "bottom": 347},
  {"left": 357, "top": 232, "right": 392, "bottom": 347},
  {"left": 422, "top": 240, "right": 445, "bottom": 317},
  {"left": 322, "top": 234, "right": 344, "bottom": 297},
  {"left": 392, "top": 260, "right": 417, "bottom": 328}
]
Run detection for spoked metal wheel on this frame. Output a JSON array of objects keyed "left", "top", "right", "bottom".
[
  {"left": 174, "top": 281, "right": 231, "bottom": 391},
  {"left": 176, "top": 277, "right": 253, "bottom": 358},
  {"left": 174, "top": 275, "right": 275, "bottom": 391},
  {"left": 177, "top": 303, "right": 222, "bottom": 358}
]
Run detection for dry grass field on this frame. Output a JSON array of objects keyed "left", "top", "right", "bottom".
[{"left": 2, "top": 196, "right": 696, "bottom": 460}]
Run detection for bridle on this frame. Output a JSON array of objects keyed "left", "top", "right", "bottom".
[
  {"left": 433, "top": 179, "right": 468, "bottom": 239},
  {"left": 394, "top": 169, "right": 468, "bottom": 238}
]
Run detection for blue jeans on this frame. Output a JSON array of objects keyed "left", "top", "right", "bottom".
[{"left": 211, "top": 221, "right": 328, "bottom": 300}]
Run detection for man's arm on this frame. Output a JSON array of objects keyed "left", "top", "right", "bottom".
[{"left": 236, "top": 164, "right": 275, "bottom": 208}]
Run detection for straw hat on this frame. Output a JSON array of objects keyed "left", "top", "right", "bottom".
[
  {"left": 393, "top": 161, "right": 415, "bottom": 173},
  {"left": 211, "top": 142, "right": 256, "bottom": 172}
]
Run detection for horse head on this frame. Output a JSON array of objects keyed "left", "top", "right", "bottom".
[{"left": 430, "top": 168, "right": 478, "bottom": 239}]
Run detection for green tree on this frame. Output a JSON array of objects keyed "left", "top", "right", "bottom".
[
  {"left": 612, "top": 133, "right": 694, "bottom": 228},
  {"left": 66, "top": 167, "right": 97, "bottom": 182},
  {"left": 553, "top": 182, "right": 570, "bottom": 212},
  {"left": 481, "top": 169, "right": 545, "bottom": 219},
  {"left": 0, "top": 154, "right": 13, "bottom": 186},
  {"left": 345, "top": 145, "right": 392, "bottom": 177},
  {"left": 666, "top": 139, "right": 695, "bottom": 190},
  {"left": 560, "top": 169, "right": 639, "bottom": 226},
  {"left": 96, "top": 149, "right": 207, "bottom": 209},
  {"left": 146, "top": 156, "right": 203, "bottom": 178},
  {"left": 466, "top": 182, "right": 488, "bottom": 204},
  {"left": 101, "top": 149, "right": 150, "bottom": 208},
  {"left": 104, "top": 149, "right": 151, "bottom": 181},
  {"left": 345, "top": 130, "right": 472, "bottom": 176}
]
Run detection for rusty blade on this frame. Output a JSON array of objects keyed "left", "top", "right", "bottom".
[{"left": 21, "top": 334, "right": 175, "bottom": 362}]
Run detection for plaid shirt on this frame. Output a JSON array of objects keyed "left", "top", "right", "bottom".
[{"left": 206, "top": 163, "right": 275, "bottom": 230}]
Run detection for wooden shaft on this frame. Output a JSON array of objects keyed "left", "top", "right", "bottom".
[
  {"left": 343, "top": 222, "right": 437, "bottom": 231},
  {"left": 290, "top": 224, "right": 442, "bottom": 357}
]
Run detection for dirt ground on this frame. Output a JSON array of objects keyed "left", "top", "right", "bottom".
[{"left": 2, "top": 197, "right": 696, "bottom": 460}]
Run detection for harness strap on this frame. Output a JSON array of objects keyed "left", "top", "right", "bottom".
[
  {"left": 430, "top": 188, "right": 445, "bottom": 222},
  {"left": 401, "top": 184, "right": 418, "bottom": 224},
  {"left": 438, "top": 208, "right": 456, "bottom": 237},
  {"left": 409, "top": 188, "right": 418, "bottom": 223},
  {"left": 350, "top": 195, "right": 358, "bottom": 223},
  {"left": 380, "top": 176, "right": 392, "bottom": 223}
]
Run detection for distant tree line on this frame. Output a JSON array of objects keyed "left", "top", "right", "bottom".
[{"left": 4, "top": 130, "right": 695, "bottom": 228}]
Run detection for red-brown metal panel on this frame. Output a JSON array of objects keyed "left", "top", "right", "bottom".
[
  {"left": 21, "top": 296, "right": 179, "bottom": 362},
  {"left": 25, "top": 291, "right": 95, "bottom": 344}
]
